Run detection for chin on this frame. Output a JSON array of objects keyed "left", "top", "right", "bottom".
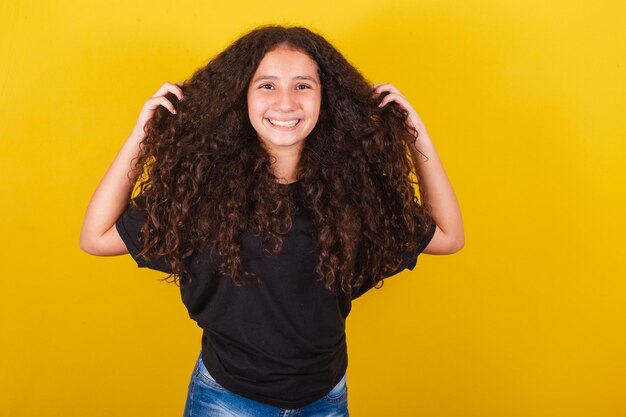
[
  {"left": 259, "top": 133, "right": 307, "bottom": 148},
  {"left": 263, "top": 139, "right": 306, "bottom": 149}
]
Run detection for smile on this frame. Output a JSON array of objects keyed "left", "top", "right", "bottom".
[{"left": 268, "top": 119, "right": 300, "bottom": 127}]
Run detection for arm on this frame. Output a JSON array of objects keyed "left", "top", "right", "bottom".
[
  {"left": 79, "top": 82, "right": 184, "bottom": 256},
  {"left": 375, "top": 83, "right": 464, "bottom": 255}
]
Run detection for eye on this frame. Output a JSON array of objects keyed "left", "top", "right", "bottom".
[
  {"left": 295, "top": 84, "right": 311, "bottom": 90},
  {"left": 260, "top": 83, "right": 274, "bottom": 90}
]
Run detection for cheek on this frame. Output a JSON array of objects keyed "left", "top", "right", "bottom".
[
  {"left": 307, "top": 98, "right": 322, "bottom": 121},
  {"left": 249, "top": 95, "right": 271, "bottom": 117},
  {"left": 247, "top": 99, "right": 262, "bottom": 126}
]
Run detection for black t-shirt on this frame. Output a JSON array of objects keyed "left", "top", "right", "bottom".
[{"left": 115, "top": 181, "right": 436, "bottom": 408}]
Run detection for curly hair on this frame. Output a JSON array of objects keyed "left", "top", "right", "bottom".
[{"left": 128, "top": 25, "right": 433, "bottom": 295}]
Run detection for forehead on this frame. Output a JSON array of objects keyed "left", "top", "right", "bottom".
[{"left": 253, "top": 46, "right": 320, "bottom": 78}]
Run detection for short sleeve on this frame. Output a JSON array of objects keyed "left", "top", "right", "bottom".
[
  {"left": 351, "top": 213, "right": 436, "bottom": 299},
  {"left": 115, "top": 195, "right": 173, "bottom": 274},
  {"left": 387, "top": 212, "right": 437, "bottom": 275}
]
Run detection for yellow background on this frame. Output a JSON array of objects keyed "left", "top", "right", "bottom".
[{"left": 1, "top": 0, "right": 625, "bottom": 416}]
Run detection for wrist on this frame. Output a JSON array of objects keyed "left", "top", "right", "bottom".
[{"left": 129, "top": 125, "right": 147, "bottom": 142}]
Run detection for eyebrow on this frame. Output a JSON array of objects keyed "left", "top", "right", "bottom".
[{"left": 252, "top": 75, "right": 319, "bottom": 85}]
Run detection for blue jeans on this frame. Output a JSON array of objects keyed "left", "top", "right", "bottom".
[{"left": 183, "top": 351, "right": 349, "bottom": 417}]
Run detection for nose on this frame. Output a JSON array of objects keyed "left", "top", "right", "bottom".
[{"left": 273, "top": 90, "right": 297, "bottom": 112}]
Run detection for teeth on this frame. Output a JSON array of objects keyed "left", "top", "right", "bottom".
[{"left": 269, "top": 119, "right": 299, "bottom": 127}]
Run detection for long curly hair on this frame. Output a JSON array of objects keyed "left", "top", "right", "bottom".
[{"left": 128, "top": 25, "right": 433, "bottom": 294}]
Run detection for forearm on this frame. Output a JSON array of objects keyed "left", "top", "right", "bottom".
[
  {"left": 409, "top": 122, "right": 464, "bottom": 251},
  {"left": 79, "top": 128, "right": 143, "bottom": 252}
]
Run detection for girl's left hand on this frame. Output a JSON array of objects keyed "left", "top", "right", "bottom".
[{"left": 373, "top": 83, "right": 424, "bottom": 138}]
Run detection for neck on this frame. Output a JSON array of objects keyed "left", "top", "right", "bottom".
[{"left": 266, "top": 144, "right": 302, "bottom": 184}]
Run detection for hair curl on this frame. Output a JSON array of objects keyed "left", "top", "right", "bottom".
[{"left": 128, "top": 25, "right": 433, "bottom": 295}]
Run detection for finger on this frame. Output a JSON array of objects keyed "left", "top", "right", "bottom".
[
  {"left": 152, "top": 82, "right": 184, "bottom": 102},
  {"left": 371, "top": 83, "right": 387, "bottom": 95},
  {"left": 378, "top": 92, "right": 397, "bottom": 106},
  {"left": 371, "top": 83, "right": 383, "bottom": 97},
  {"left": 378, "top": 93, "right": 408, "bottom": 108},
  {"left": 373, "top": 83, "right": 399, "bottom": 95},
  {"left": 372, "top": 83, "right": 386, "bottom": 95},
  {"left": 152, "top": 82, "right": 173, "bottom": 97},
  {"left": 174, "top": 82, "right": 185, "bottom": 100},
  {"left": 147, "top": 96, "right": 178, "bottom": 114},
  {"left": 378, "top": 95, "right": 393, "bottom": 107},
  {"left": 171, "top": 84, "right": 185, "bottom": 101}
]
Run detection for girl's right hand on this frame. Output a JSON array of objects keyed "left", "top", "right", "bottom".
[{"left": 131, "top": 82, "right": 185, "bottom": 139}]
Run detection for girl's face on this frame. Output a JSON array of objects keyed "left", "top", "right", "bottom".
[{"left": 247, "top": 45, "right": 322, "bottom": 154}]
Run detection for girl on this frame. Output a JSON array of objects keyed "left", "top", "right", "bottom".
[{"left": 80, "top": 25, "right": 463, "bottom": 417}]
